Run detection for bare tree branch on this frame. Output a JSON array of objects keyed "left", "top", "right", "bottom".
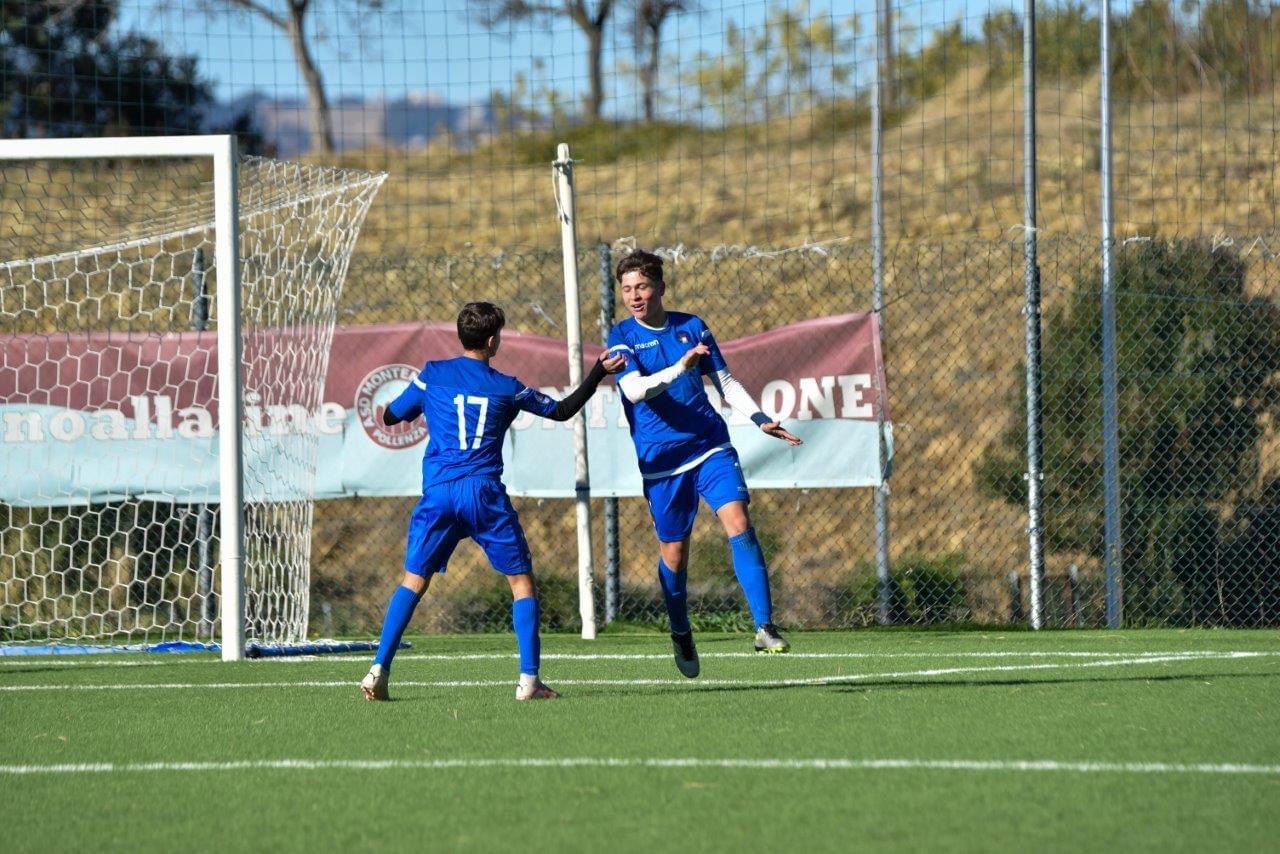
[
  {"left": 190, "top": 0, "right": 389, "bottom": 153},
  {"left": 470, "top": 0, "right": 615, "bottom": 119},
  {"left": 625, "top": 0, "right": 695, "bottom": 120},
  {"left": 220, "top": 0, "right": 287, "bottom": 29}
]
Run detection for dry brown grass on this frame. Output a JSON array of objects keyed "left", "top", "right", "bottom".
[{"left": 322, "top": 73, "right": 1280, "bottom": 261}]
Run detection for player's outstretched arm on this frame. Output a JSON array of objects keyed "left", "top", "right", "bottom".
[
  {"left": 617, "top": 343, "right": 710, "bottom": 403},
  {"left": 545, "top": 352, "right": 626, "bottom": 421},
  {"left": 710, "top": 366, "right": 803, "bottom": 447},
  {"left": 381, "top": 372, "right": 427, "bottom": 426}
]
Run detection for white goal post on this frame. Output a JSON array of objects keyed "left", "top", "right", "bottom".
[{"left": 0, "top": 135, "right": 385, "bottom": 661}]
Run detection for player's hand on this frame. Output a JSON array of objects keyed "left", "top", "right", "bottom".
[
  {"left": 599, "top": 353, "right": 627, "bottom": 374},
  {"left": 761, "top": 421, "right": 802, "bottom": 446},
  {"left": 680, "top": 343, "right": 711, "bottom": 370}
]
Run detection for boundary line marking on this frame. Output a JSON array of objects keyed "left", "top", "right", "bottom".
[
  {"left": 2, "top": 756, "right": 1278, "bottom": 777},
  {"left": 3, "top": 649, "right": 1277, "bottom": 667},
  {"left": 1, "top": 652, "right": 1269, "bottom": 692}
]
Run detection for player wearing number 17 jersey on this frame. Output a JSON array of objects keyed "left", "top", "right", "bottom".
[{"left": 360, "top": 302, "right": 624, "bottom": 702}]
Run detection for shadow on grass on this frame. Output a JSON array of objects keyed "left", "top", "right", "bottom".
[
  {"left": 576, "top": 669, "right": 1280, "bottom": 699},
  {"left": 826, "top": 670, "right": 1280, "bottom": 695}
]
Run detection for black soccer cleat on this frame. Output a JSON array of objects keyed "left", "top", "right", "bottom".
[{"left": 671, "top": 630, "right": 701, "bottom": 678}]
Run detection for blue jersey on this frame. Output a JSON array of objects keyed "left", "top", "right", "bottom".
[
  {"left": 607, "top": 312, "right": 731, "bottom": 478},
  {"left": 387, "top": 356, "right": 557, "bottom": 491}
]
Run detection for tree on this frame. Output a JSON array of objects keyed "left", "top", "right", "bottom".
[
  {"left": 684, "top": 20, "right": 749, "bottom": 122},
  {"left": 189, "top": 0, "right": 387, "bottom": 155},
  {"left": 976, "top": 241, "right": 1280, "bottom": 625},
  {"left": 2, "top": 0, "right": 212, "bottom": 138},
  {"left": 684, "top": 3, "right": 856, "bottom": 123},
  {"left": 624, "top": 0, "right": 694, "bottom": 122},
  {"left": 761, "top": 2, "right": 855, "bottom": 111},
  {"left": 472, "top": 0, "right": 615, "bottom": 121}
]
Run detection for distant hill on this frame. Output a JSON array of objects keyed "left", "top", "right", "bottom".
[{"left": 204, "top": 92, "right": 498, "bottom": 156}]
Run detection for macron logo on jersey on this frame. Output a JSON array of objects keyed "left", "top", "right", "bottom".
[{"left": 634, "top": 340, "right": 659, "bottom": 349}]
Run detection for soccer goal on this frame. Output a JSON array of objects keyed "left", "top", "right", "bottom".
[{"left": 0, "top": 136, "right": 385, "bottom": 660}]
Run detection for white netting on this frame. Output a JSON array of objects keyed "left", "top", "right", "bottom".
[{"left": 0, "top": 152, "right": 386, "bottom": 646}]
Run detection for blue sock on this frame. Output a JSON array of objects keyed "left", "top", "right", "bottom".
[
  {"left": 729, "top": 528, "right": 773, "bottom": 627},
  {"left": 373, "top": 584, "right": 422, "bottom": 670},
  {"left": 658, "top": 559, "right": 691, "bottom": 635},
  {"left": 512, "top": 596, "right": 540, "bottom": 676}
]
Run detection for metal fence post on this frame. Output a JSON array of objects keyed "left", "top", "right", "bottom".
[
  {"left": 1023, "top": 0, "right": 1045, "bottom": 629},
  {"left": 1068, "top": 564, "right": 1084, "bottom": 628},
  {"left": 1008, "top": 570, "right": 1024, "bottom": 624},
  {"left": 1100, "top": 0, "right": 1124, "bottom": 628},
  {"left": 872, "top": 0, "right": 893, "bottom": 625},
  {"left": 599, "top": 242, "right": 620, "bottom": 624}
]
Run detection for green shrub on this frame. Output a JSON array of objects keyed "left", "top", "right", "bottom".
[
  {"left": 834, "top": 553, "right": 970, "bottom": 626},
  {"left": 977, "top": 239, "right": 1280, "bottom": 624}
]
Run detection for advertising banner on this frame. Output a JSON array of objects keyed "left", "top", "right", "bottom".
[{"left": 0, "top": 313, "right": 890, "bottom": 504}]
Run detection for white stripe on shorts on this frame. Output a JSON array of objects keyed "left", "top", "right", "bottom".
[{"left": 641, "top": 444, "right": 732, "bottom": 480}]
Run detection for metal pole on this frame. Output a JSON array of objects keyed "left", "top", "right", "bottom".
[
  {"left": 1023, "top": 0, "right": 1045, "bottom": 629},
  {"left": 872, "top": 0, "right": 893, "bottom": 625},
  {"left": 192, "top": 247, "right": 217, "bottom": 640},
  {"left": 880, "top": 0, "right": 894, "bottom": 109},
  {"left": 1100, "top": 0, "right": 1123, "bottom": 628},
  {"left": 553, "top": 143, "right": 598, "bottom": 640},
  {"left": 599, "top": 243, "right": 620, "bottom": 625},
  {"left": 214, "top": 136, "right": 246, "bottom": 662}
]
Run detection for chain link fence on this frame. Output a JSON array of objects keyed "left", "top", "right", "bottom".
[
  {"left": 305, "top": 234, "right": 1280, "bottom": 635},
  {"left": 2, "top": 222, "right": 1274, "bottom": 637}
]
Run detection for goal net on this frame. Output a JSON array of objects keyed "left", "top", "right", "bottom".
[{"left": 0, "top": 138, "right": 385, "bottom": 654}]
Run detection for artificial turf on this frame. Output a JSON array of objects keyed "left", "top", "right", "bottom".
[{"left": 2, "top": 629, "right": 1278, "bottom": 852}]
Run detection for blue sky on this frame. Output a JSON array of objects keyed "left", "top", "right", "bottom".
[
  {"left": 114, "top": 0, "right": 1025, "bottom": 107},
  {"left": 118, "top": 0, "right": 772, "bottom": 104}
]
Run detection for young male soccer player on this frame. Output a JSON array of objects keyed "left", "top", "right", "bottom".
[
  {"left": 361, "top": 302, "right": 624, "bottom": 702},
  {"left": 606, "top": 250, "right": 802, "bottom": 677}
]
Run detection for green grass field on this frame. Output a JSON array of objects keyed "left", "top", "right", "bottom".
[{"left": 3, "top": 629, "right": 1279, "bottom": 852}]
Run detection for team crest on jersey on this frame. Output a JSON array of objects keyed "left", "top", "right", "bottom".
[
  {"left": 677, "top": 332, "right": 690, "bottom": 343},
  {"left": 355, "top": 364, "right": 429, "bottom": 450}
]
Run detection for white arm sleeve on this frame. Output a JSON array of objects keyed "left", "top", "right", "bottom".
[
  {"left": 618, "top": 360, "right": 691, "bottom": 403},
  {"left": 712, "top": 367, "right": 767, "bottom": 422}
]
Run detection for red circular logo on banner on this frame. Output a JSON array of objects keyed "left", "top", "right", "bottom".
[{"left": 355, "top": 364, "right": 429, "bottom": 450}]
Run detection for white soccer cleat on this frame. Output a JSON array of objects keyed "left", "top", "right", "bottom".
[
  {"left": 516, "top": 674, "right": 560, "bottom": 701},
  {"left": 361, "top": 664, "right": 390, "bottom": 701},
  {"left": 753, "top": 623, "right": 791, "bottom": 654}
]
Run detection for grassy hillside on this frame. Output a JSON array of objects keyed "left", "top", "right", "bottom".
[{"left": 330, "top": 72, "right": 1280, "bottom": 257}]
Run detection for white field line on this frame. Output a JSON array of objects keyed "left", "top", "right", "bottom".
[
  {"left": 4, "top": 649, "right": 1278, "bottom": 667},
  {"left": 0, "top": 652, "right": 1267, "bottom": 692},
  {"left": 2, "top": 756, "right": 1278, "bottom": 777}
]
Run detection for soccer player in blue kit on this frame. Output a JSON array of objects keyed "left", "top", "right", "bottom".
[
  {"left": 360, "top": 302, "right": 624, "bottom": 702},
  {"left": 607, "top": 250, "right": 803, "bottom": 678}
]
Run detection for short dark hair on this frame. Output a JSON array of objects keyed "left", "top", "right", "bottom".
[
  {"left": 615, "top": 250, "right": 664, "bottom": 284},
  {"left": 456, "top": 301, "right": 505, "bottom": 350}
]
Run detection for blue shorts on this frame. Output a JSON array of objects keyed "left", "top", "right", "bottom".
[
  {"left": 403, "top": 478, "right": 533, "bottom": 577},
  {"left": 642, "top": 448, "right": 750, "bottom": 542}
]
